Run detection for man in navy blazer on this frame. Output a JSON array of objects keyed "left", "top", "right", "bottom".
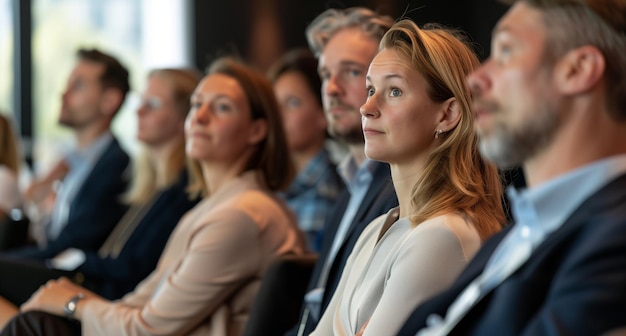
[
  {"left": 5, "top": 48, "right": 131, "bottom": 261},
  {"left": 397, "top": 1, "right": 626, "bottom": 335},
  {"left": 286, "top": 7, "right": 398, "bottom": 336}
]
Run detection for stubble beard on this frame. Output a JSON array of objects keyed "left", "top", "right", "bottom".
[{"left": 478, "top": 101, "right": 559, "bottom": 169}]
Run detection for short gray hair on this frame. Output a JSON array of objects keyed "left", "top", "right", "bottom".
[{"left": 306, "top": 7, "right": 394, "bottom": 57}]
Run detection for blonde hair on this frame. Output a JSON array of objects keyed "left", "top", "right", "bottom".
[
  {"left": 503, "top": 0, "right": 626, "bottom": 120},
  {"left": 124, "top": 69, "right": 201, "bottom": 204},
  {"left": 187, "top": 57, "right": 294, "bottom": 197},
  {"left": 381, "top": 20, "right": 505, "bottom": 240},
  {"left": 306, "top": 7, "right": 394, "bottom": 57},
  {"left": 0, "top": 114, "right": 20, "bottom": 174}
]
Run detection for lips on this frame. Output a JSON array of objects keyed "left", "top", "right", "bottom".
[
  {"left": 363, "top": 127, "right": 383, "bottom": 135},
  {"left": 188, "top": 130, "right": 210, "bottom": 139}
]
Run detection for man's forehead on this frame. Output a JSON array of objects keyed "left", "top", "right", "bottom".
[{"left": 493, "top": 2, "right": 545, "bottom": 41}]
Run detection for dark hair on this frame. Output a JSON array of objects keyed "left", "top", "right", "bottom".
[
  {"left": 267, "top": 48, "right": 323, "bottom": 108},
  {"left": 77, "top": 48, "right": 130, "bottom": 113}
]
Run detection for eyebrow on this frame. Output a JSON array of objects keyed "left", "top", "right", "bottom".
[{"left": 366, "top": 73, "right": 404, "bottom": 82}]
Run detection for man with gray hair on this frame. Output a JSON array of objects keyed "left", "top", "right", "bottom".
[{"left": 286, "top": 7, "right": 398, "bottom": 336}]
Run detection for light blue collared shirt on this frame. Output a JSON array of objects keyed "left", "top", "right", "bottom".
[
  {"left": 46, "top": 132, "right": 114, "bottom": 241},
  {"left": 305, "top": 156, "right": 382, "bottom": 321},
  {"left": 419, "top": 154, "right": 626, "bottom": 336}
]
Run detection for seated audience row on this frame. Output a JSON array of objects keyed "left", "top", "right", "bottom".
[
  {"left": 3, "top": 0, "right": 624, "bottom": 334},
  {"left": 0, "top": 56, "right": 306, "bottom": 335}
]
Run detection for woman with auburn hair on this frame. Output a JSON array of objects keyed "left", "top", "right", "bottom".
[
  {"left": 0, "top": 57, "right": 305, "bottom": 336},
  {"left": 0, "top": 114, "right": 23, "bottom": 212},
  {"left": 311, "top": 19, "right": 505, "bottom": 336}
]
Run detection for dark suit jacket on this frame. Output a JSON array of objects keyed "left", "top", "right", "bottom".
[
  {"left": 78, "top": 171, "right": 199, "bottom": 300},
  {"left": 289, "top": 162, "right": 398, "bottom": 335},
  {"left": 398, "top": 173, "right": 626, "bottom": 336},
  {"left": 6, "top": 137, "right": 130, "bottom": 260}
]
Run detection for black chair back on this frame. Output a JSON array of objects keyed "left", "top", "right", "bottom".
[
  {"left": 0, "top": 208, "right": 30, "bottom": 251},
  {"left": 243, "top": 253, "right": 317, "bottom": 336}
]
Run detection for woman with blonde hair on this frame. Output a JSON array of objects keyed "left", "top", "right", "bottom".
[
  {"left": 311, "top": 19, "right": 505, "bottom": 336},
  {"left": 0, "top": 57, "right": 305, "bottom": 336},
  {"left": 0, "top": 114, "right": 23, "bottom": 212}
]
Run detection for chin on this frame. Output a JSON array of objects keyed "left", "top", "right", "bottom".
[{"left": 364, "top": 148, "right": 385, "bottom": 162}]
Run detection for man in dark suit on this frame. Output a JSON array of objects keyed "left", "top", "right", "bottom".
[
  {"left": 287, "top": 7, "right": 398, "bottom": 336},
  {"left": 397, "top": 1, "right": 626, "bottom": 335},
  {"left": 5, "top": 48, "right": 130, "bottom": 261}
]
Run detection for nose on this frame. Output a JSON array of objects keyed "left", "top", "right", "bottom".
[
  {"left": 137, "top": 103, "right": 148, "bottom": 117},
  {"left": 466, "top": 61, "right": 492, "bottom": 98},
  {"left": 360, "top": 94, "right": 379, "bottom": 119},
  {"left": 190, "top": 103, "right": 210, "bottom": 125},
  {"left": 323, "top": 74, "right": 343, "bottom": 98}
]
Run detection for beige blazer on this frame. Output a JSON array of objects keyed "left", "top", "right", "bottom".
[
  {"left": 80, "top": 171, "right": 305, "bottom": 335},
  {"left": 312, "top": 207, "right": 482, "bottom": 336}
]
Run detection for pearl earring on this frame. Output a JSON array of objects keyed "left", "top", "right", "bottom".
[{"left": 435, "top": 129, "right": 443, "bottom": 139}]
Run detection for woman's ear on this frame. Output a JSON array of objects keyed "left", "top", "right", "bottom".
[
  {"left": 436, "top": 97, "right": 461, "bottom": 132},
  {"left": 247, "top": 119, "right": 268, "bottom": 145}
]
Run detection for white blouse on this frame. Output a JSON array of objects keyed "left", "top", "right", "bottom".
[{"left": 312, "top": 207, "right": 482, "bottom": 336}]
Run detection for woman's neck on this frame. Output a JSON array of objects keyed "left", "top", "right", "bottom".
[
  {"left": 201, "top": 151, "right": 252, "bottom": 195},
  {"left": 390, "top": 159, "right": 426, "bottom": 219},
  {"left": 149, "top": 137, "right": 184, "bottom": 188}
]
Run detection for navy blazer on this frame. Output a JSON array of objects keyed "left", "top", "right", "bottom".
[
  {"left": 78, "top": 171, "right": 199, "bottom": 300},
  {"left": 7, "top": 137, "right": 130, "bottom": 260},
  {"left": 398, "top": 173, "right": 626, "bottom": 336},
  {"left": 290, "top": 162, "right": 398, "bottom": 335}
]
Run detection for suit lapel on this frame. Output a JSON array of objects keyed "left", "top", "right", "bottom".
[{"left": 450, "top": 173, "right": 626, "bottom": 332}]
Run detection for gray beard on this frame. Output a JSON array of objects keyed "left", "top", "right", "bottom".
[{"left": 478, "top": 105, "right": 558, "bottom": 169}]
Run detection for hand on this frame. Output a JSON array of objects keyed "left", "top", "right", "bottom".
[{"left": 20, "top": 277, "right": 97, "bottom": 319}]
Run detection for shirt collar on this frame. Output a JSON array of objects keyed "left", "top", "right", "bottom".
[
  {"left": 337, "top": 155, "right": 379, "bottom": 188},
  {"left": 507, "top": 154, "right": 626, "bottom": 239},
  {"left": 65, "top": 132, "right": 113, "bottom": 169}
]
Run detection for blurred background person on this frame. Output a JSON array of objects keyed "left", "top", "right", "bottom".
[
  {"left": 0, "top": 56, "right": 305, "bottom": 335},
  {"left": 268, "top": 48, "right": 344, "bottom": 252},
  {"left": 63, "top": 68, "right": 202, "bottom": 299},
  {"left": 0, "top": 114, "right": 23, "bottom": 213},
  {"left": 0, "top": 68, "right": 202, "bottom": 313},
  {"left": 5, "top": 48, "right": 131, "bottom": 261}
]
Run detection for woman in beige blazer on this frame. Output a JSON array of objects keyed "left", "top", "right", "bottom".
[
  {"left": 0, "top": 57, "right": 306, "bottom": 336},
  {"left": 310, "top": 19, "right": 506, "bottom": 336}
]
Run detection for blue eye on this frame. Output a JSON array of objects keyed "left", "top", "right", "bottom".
[
  {"left": 390, "top": 88, "right": 402, "bottom": 97},
  {"left": 286, "top": 97, "right": 301, "bottom": 109},
  {"left": 191, "top": 101, "right": 202, "bottom": 109},
  {"left": 216, "top": 103, "right": 231, "bottom": 112},
  {"left": 142, "top": 96, "right": 163, "bottom": 110},
  {"left": 366, "top": 87, "right": 375, "bottom": 97},
  {"left": 348, "top": 69, "right": 361, "bottom": 77}
]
